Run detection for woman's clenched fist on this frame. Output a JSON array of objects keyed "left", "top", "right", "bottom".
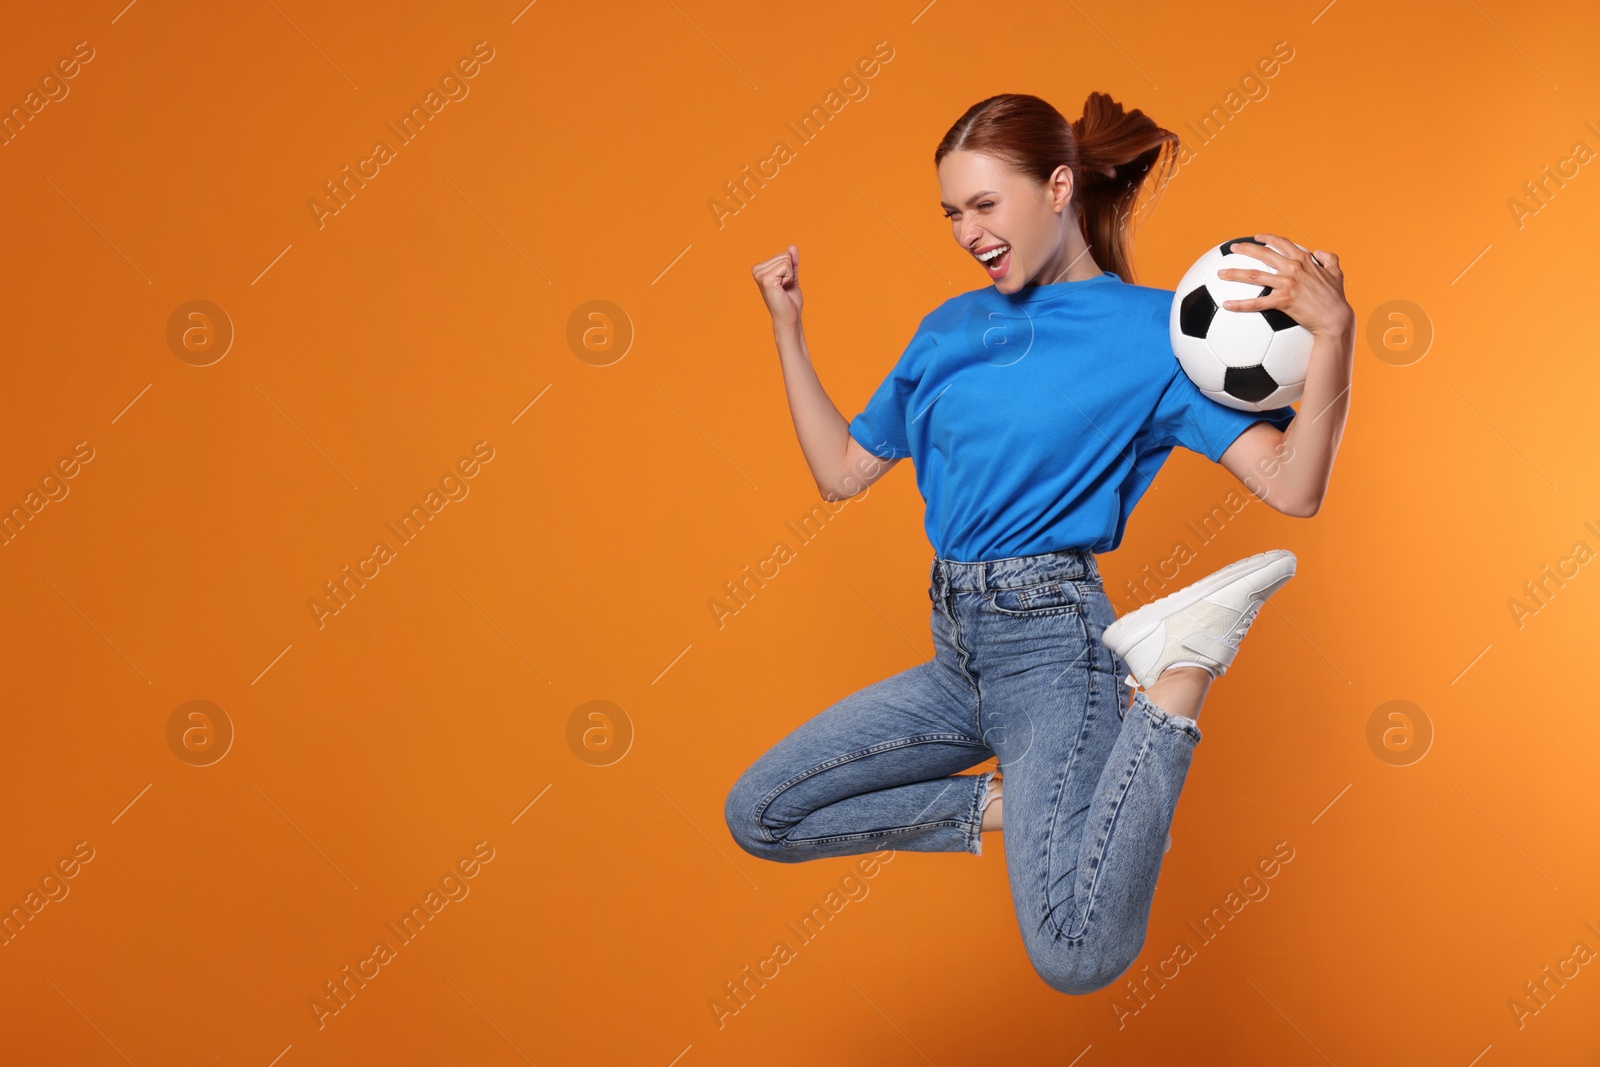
[{"left": 751, "top": 244, "right": 804, "bottom": 330}]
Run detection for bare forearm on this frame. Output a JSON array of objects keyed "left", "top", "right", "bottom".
[
  {"left": 1279, "top": 323, "right": 1355, "bottom": 514},
  {"left": 772, "top": 319, "right": 853, "bottom": 494}
]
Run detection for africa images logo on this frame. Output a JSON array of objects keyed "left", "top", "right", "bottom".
[{"left": 961, "top": 300, "right": 1035, "bottom": 368}]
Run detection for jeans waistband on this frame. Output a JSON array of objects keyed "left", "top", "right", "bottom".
[{"left": 932, "top": 547, "right": 1101, "bottom": 592}]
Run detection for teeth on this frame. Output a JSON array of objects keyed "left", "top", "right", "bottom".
[{"left": 977, "top": 245, "right": 1009, "bottom": 263}]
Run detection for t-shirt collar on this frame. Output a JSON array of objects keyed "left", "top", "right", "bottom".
[{"left": 996, "top": 270, "right": 1120, "bottom": 304}]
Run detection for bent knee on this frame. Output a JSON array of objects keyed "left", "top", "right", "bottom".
[
  {"left": 1028, "top": 939, "right": 1138, "bottom": 996},
  {"left": 723, "top": 773, "right": 779, "bottom": 859},
  {"left": 1041, "top": 967, "right": 1123, "bottom": 997}
]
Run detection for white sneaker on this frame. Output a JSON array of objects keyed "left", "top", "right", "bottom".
[{"left": 1102, "top": 549, "right": 1297, "bottom": 692}]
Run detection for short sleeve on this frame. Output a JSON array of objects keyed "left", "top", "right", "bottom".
[
  {"left": 1143, "top": 366, "right": 1296, "bottom": 463},
  {"left": 846, "top": 325, "right": 931, "bottom": 461}
]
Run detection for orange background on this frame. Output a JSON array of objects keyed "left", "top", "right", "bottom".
[{"left": 2, "top": 1, "right": 1598, "bottom": 1064}]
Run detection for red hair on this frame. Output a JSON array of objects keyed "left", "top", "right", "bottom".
[{"left": 935, "top": 92, "right": 1179, "bottom": 285}]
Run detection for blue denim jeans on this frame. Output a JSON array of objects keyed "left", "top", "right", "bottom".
[{"left": 724, "top": 547, "right": 1203, "bottom": 995}]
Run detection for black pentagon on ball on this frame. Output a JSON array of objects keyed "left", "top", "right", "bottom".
[
  {"left": 1249, "top": 283, "right": 1303, "bottom": 331},
  {"left": 1178, "top": 286, "right": 1216, "bottom": 338},
  {"left": 1263, "top": 306, "right": 1301, "bottom": 331},
  {"left": 1222, "top": 364, "right": 1278, "bottom": 404},
  {"left": 1219, "top": 235, "right": 1266, "bottom": 256}
]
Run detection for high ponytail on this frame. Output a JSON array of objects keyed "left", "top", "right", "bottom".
[{"left": 935, "top": 91, "right": 1179, "bottom": 285}]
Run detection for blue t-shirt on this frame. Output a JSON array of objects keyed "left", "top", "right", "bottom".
[{"left": 847, "top": 271, "right": 1296, "bottom": 562}]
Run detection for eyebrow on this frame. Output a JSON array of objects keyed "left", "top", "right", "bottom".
[{"left": 939, "top": 189, "right": 998, "bottom": 210}]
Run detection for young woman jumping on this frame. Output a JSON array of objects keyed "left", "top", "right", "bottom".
[{"left": 725, "top": 91, "right": 1353, "bottom": 995}]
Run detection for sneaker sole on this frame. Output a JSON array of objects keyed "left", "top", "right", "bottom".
[{"left": 1101, "top": 549, "right": 1298, "bottom": 662}]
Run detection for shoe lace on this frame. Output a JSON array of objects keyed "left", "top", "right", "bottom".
[{"left": 1225, "top": 599, "right": 1266, "bottom": 646}]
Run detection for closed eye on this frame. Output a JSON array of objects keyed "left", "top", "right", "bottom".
[{"left": 942, "top": 200, "right": 995, "bottom": 219}]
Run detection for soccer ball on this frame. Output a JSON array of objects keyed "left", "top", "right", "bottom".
[{"left": 1169, "top": 236, "right": 1314, "bottom": 412}]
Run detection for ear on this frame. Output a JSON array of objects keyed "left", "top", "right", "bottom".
[{"left": 1048, "top": 164, "right": 1075, "bottom": 213}]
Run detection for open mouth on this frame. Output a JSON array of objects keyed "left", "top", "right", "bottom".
[{"left": 976, "top": 244, "right": 1011, "bottom": 280}]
